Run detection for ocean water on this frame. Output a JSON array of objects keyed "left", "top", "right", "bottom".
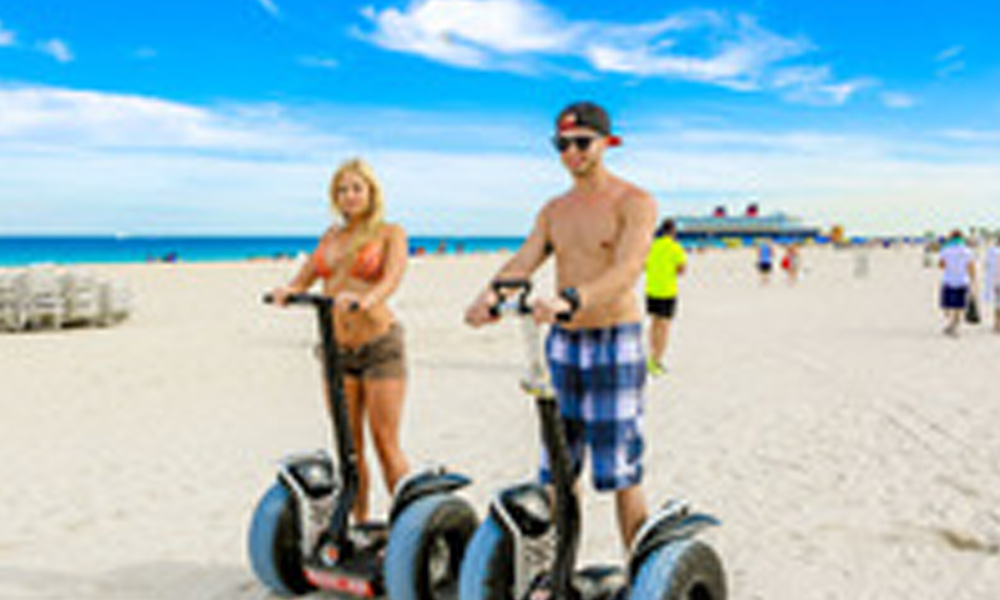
[{"left": 0, "top": 236, "right": 524, "bottom": 267}]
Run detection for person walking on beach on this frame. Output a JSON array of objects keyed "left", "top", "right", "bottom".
[
  {"left": 938, "top": 229, "right": 977, "bottom": 337},
  {"left": 984, "top": 233, "right": 1000, "bottom": 333},
  {"left": 757, "top": 240, "right": 774, "bottom": 284},
  {"left": 781, "top": 243, "right": 800, "bottom": 284},
  {"left": 645, "top": 218, "right": 687, "bottom": 376},
  {"left": 465, "top": 101, "right": 657, "bottom": 550},
  {"left": 272, "top": 158, "right": 410, "bottom": 523}
]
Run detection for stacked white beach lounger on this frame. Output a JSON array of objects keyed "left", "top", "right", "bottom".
[{"left": 0, "top": 265, "right": 131, "bottom": 332}]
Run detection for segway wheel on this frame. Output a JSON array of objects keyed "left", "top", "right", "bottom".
[
  {"left": 629, "top": 538, "right": 726, "bottom": 600},
  {"left": 458, "top": 515, "right": 516, "bottom": 600},
  {"left": 247, "top": 483, "right": 315, "bottom": 597},
  {"left": 385, "top": 494, "right": 479, "bottom": 600}
]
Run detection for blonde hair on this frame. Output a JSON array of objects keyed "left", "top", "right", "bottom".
[{"left": 329, "top": 158, "right": 385, "bottom": 255}]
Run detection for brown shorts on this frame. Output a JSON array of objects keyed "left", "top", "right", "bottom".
[{"left": 323, "top": 322, "right": 406, "bottom": 380}]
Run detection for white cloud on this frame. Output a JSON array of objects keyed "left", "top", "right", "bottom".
[
  {"left": 2, "top": 84, "right": 998, "bottom": 236},
  {"left": 256, "top": 0, "right": 281, "bottom": 18},
  {"left": 0, "top": 20, "right": 16, "bottom": 47},
  {"left": 586, "top": 12, "right": 811, "bottom": 92},
  {"left": 623, "top": 126, "right": 1000, "bottom": 234},
  {"left": 881, "top": 92, "right": 917, "bottom": 109},
  {"left": 936, "top": 60, "right": 965, "bottom": 78},
  {"left": 935, "top": 44, "right": 965, "bottom": 78},
  {"left": 299, "top": 55, "right": 339, "bottom": 69},
  {"left": 36, "top": 38, "right": 73, "bottom": 63},
  {"left": 939, "top": 129, "right": 1000, "bottom": 144},
  {"left": 360, "top": 0, "right": 574, "bottom": 70},
  {"left": 770, "top": 66, "right": 874, "bottom": 106},
  {"left": 936, "top": 45, "right": 964, "bottom": 62},
  {"left": 0, "top": 85, "right": 345, "bottom": 155},
  {"left": 358, "top": 2, "right": 866, "bottom": 104}
]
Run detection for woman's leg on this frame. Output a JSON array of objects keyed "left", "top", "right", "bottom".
[
  {"left": 341, "top": 375, "right": 370, "bottom": 523},
  {"left": 363, "top": 376, "right": 411, "bottom": 496}
]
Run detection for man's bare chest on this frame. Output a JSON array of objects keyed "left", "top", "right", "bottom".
[{"left": 548, "top": 203, "right": 622, "bottom": 254}]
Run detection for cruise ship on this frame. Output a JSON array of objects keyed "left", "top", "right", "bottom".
[{"left": 672, "top": 204, "right": 822, "bottom": 243}]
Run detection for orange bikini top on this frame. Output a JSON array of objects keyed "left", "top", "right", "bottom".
[{"left": 312, "top": 235, "right": 385, "bottom": 282}]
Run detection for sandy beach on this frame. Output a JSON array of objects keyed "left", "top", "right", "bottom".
[{"left": 2, "top": 246, "right": 999, "bottom": 599}]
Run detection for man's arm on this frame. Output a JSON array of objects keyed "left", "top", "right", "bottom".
[
  {"left": 492, "top": 208, "right": 552, "bottom": 282},
  {"left": 576, "top": 190, "right": 658, "bottom": 308}
]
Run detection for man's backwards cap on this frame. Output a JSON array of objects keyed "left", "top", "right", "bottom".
[{"left": 556, "top": 101, "right": 622, "bottom": 147}]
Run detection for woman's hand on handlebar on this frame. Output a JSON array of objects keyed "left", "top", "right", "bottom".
[
  {"left": 269, "top": 286, "right": 297, "bottom": 307},
  {"left": 334, "top": 290, "right": 364, "bottom": 313},
  {"left": 464, "top": 289, "right": 499, "bottom": 328}
]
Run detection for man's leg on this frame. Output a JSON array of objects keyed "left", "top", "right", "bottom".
[
  {"left": 945, "top": 309, "right": 961, "bottom": 336},
  {"left": 649, "top": 316, "right": 667, "bottom": 364},
  {"left": 615, "top": 484, "right": 648, "bottom": 548}
]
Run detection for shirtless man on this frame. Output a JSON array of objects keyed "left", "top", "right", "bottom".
[{"left": 465, "top": 102, "right": 658, "bottom": 548}]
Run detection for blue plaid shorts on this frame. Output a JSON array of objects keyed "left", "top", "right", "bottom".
[{"left": 539, "top": 323, "right": 646, "bottom": 491}]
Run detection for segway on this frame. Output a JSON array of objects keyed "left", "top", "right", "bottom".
[
  {"left": 459, "top": 280, "right": 726, "bottom": 600},
  {"left": 249, "top": 292, "right": 478, "bottom": 599}
]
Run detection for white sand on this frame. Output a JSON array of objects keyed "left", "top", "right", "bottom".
[{"left": 1, "top": 247, "right": 998, "bottom": 599}]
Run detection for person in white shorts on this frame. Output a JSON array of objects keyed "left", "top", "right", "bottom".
[
  {"left": 938, "top": 230, "right": 976, "bottom": 337},
  {"left": 983, "top": 234, "right": 1000, "bottom": 333}
]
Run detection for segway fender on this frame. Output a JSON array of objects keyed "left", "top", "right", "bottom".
[
  {"left": 628, "top": 510, "right": 721, "bottom": 581},
  {"left": 276, "top": 451, "right": 337, "bottom": 499},
  {"left": 493, "top": 482, "right": 552, "bottom": 539},
  {"left": 389, "top": 467, "right": 472, "bottom": 523}
]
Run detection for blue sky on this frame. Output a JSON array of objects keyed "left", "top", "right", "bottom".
[{"left": 1, "top": 0, "right": 998, "bottom": 235}]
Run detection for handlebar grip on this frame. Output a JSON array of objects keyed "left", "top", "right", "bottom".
[
  {"left": 262, "top": 292, "right": 333, "bottom": 308},
  {"left": 489, "top": 278, "right": 533, "bottom": 316},
  {"left": 490, "top": 279, "right": 532, "bottom": 294}
]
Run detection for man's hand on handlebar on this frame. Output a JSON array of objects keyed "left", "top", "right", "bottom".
[
  {"left": 531, "top": 295, "right": 573, "bottom": 325},
  {"left": 464, "top": 289, "right": 500, "bottom": 328}
]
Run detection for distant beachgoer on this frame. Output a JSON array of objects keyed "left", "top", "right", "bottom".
[
  {"left": 271, "top": 158, "right": 410, "bottom": 523},
  {"left": 757, "top": 240, "right": 774, "bottom": 284},
  {"left": 853, "top": 245, "right": 871, "bottom": 279},
  {"left": 781, "top": 244, "right": 801, "bottom": 284},
  {"left": 938, "top": 230, "right": 977, "bottom": 337},
  {"left": 983, "top": 234, "right": 1000, "bottom": 333},
  {"left": 644, "top": 218, "right": 687, "bottom": 376}
]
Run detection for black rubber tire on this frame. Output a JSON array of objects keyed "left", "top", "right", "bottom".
[
  {"left": 629, "top": 538, "right": 726, "bottom": 600},
  {"left": 458, "top": 515, "right": 516, "bottom": 600},
  {"left": 247, "top": 483, "right": 315, "bottom": 596},
  {"left": 384, "top": 494, "right": 479, "bottom": 600}
]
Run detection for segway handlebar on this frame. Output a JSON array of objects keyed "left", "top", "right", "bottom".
[
  {"left": 263, "top": 292, "right": 331, "bottom": 307},
  {"left": 488, "top": 278, "right": 533, "bottom": 317},
  {"left": 263, "top": 293, "right": 359, "bottom": 311}
]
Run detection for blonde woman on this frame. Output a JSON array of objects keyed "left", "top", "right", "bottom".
[{"left": 272, "top": 158, "right": 410, "bottom": 523}]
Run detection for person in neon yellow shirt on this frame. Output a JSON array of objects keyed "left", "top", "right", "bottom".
[{"left": 645, "top": 219, "right": 687, "bottom": 376}]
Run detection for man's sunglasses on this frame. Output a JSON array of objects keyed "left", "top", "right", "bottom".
[{"left": 552, "top": 135, "right": 598, "bottom": 153}]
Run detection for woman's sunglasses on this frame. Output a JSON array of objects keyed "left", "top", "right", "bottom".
[{"left": 552, "top": 135, "right": 597, "bottom": 153}]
